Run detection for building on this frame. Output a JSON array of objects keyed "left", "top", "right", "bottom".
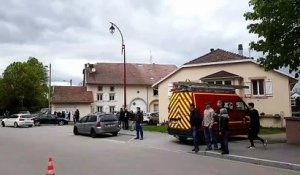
[
  {"left": 51, "top": 86, "right": 93, "bottom": 118},
  {"left": 153, "top": 48, "right": 298, "bottom": 127},
  {"left": 83, "top": 63, "right": 177, "bottom": 113}
]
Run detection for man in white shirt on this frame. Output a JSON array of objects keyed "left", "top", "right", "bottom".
[{"left": 203, "top": 103, "right": 218, "bottom": 150}]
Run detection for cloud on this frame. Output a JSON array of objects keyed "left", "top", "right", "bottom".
[{"left": 0, "top": 0, "right": 261, "bottom": 84}]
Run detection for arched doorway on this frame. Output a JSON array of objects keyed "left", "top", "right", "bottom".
[
  {"left": 149, "top": 100, "right": 159, "bottom": 113},
  {"left": 129, "top": 98, "right": 147, "bottom": 113}
]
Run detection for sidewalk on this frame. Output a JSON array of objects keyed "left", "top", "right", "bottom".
[
  {"left": 119, "top": 130, "right": 300, "bottom": 171},
  {"left": 201, "top": 133, "right": 300, "bottom": 171}
]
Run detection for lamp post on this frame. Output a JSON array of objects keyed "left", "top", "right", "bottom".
[
  {"left": 109, "top": 22, "right": 127, "bottom": 108},
  {"left": 45, "top": 64, "right": 52, "bottom": 113}
]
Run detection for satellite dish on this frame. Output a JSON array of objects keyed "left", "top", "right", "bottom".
[{"left": 92, "top": 68, "right": 96, "bottom": 72}]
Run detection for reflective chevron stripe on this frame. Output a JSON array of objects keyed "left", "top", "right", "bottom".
[{"left": 168, "top": 92, "right": 192, "bottom": 130}]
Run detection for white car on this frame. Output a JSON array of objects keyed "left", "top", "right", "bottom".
[{"left": 1, "top": 114, "right": 34, "bottom": 127}]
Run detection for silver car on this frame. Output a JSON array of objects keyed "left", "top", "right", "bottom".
[{"left": 73, "top": 113, "right": 120, "bottom": 138}]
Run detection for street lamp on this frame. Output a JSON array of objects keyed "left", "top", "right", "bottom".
[
  {"left": 45, "top": 64, "right": 52, "bottom": 114},
  {"left": 109, "top": 22, "right": 127, "bottom": 108}
]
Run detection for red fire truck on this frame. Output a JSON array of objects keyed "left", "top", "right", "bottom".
[{"left": 168, "top": 81, "right": 250, "bottom": 142}]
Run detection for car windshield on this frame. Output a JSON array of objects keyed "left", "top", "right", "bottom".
[{"left": 100, "top": 114, "right": 118, "bottom": 122}]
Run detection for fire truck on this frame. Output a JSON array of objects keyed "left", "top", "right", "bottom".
[{"left": 168, "top": 81, "right": 250, "bottom": 142}]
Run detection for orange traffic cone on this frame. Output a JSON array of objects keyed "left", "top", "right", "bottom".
[{"left": 47, "top": 157, "right": 55, "bottom": 175}]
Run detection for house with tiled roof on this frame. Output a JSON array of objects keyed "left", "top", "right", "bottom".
[
  {"left": 51, "top": 86, "right": 93, "bottom": 117},
  {"left": 153, "top": 46, "right": 298, "bottom": 127},
  {"left": 83, "top": 63, "right": 177, "bottom": 113}
]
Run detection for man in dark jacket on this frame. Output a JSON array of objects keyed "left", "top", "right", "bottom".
[
  {"left": 119, "top": 108, "right": 125, "bottom": 129},
  {"left": 190, "top": 104, "right": 201, "bottom": 153},
  {"left": 134, "top": 107, "right": 144, "bottom": 140},
  {"left": 124, "top": 108, "right": 129, "bottom": 130},
  {"left": 219, "top": 108, "right": 229, "bottom": 154},
  {"left": 246, "top": 103, "right": 267, "bottom": 149}
]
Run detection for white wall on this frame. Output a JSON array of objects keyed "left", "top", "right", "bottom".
[
  {"left": 87, "top": 84, "right": 159, "bottom": 113},
  {"left": 52, "top": 104, "right": 92, "bottom": 119}
]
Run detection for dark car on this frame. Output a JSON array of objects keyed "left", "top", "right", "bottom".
[{"left": 33, "top": 114, "right": 68, "bottom": 126}]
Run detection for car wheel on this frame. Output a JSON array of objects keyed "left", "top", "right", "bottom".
[
  {"left": 1, "top": 122, "right": 5, "bottom": 127},
  {"left": 58, "top": 121, "right": 64, "bottom": 126},
  {"left": 90, "top": 129, "right": 97, "bottom": 138},
  {"left": 73, "top": 127, "right": 79, "bottom": 135},
  {"left": 112, "top": 132, "right": 118, "bottom": 136},
  {"left": 14, "top": 122, "right": 18, "bottom": 128},
  {"left": 35, "top": 121, "right": 40, "bottom": 126}
]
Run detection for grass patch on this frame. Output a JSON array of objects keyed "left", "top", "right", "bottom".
[
  {"left": 143, "top": 125, "right": 168, "bottom": 133},
  {"left": 260, "top": 127, "right": 285, "bottom": 135}
]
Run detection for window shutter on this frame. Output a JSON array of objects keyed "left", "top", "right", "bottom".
[
  {"left": 265, "top": 80, "right": 273, "bottom": 97},
  {"left": 244, "top": 82, "right": 251, "bottom": 97},
  {"left": 168, "top": 83, "right": 173, "bottom": 97}
]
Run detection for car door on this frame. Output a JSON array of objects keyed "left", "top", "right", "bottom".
[
  {"left": 47, "top": 114, "right": 57, "bottom": 124},
  {"left": 84, "top": 115, "right": 97, "bottom": 133},
  {"left": 4, "top": 115, "right": 12, "bottom": 126},
  {"left": 77, "top": 116, "right": 88, "bottom": 133},
  {"left": 8, "top": 115, "right": 17, "bottom": 126},
  {"left": 39, "top": 114, "right": 49, "bottom": 124}
]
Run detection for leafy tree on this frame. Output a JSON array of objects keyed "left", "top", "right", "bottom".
[
  {"left": 244, "top": 0, "right": 300, "bottom": 78},
  {"left": 0, "top": 57, "right": 48, "bottom": 112}
]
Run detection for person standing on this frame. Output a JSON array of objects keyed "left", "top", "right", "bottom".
[
  {"left": 246, "top": 102, "right": 267, "bottom": 149},
  {"left": 61, "top": 111, "right": 66, "bottom": 119},
  {"left": 219, "top": 108, "right": 230, "bottom": 154},
  {"left": 190, "top": 104, "right": 201, "bottom": 153},
  {"left": 203, "top": 103, "right": 218, "bottom": 150},
  {"left": 67, "top": 112, "right": 71, "bottom": 121},
  {"left": 119, "top": 108, "right": 125, "bottom": 129},
  {"left": 134, "top": 107, "right": 144, "bottom": 140},
  {"left": 74, "top": 109, "right": 80, "bottom": 123},
  {"left": 124, "top": 108, "right": 129, "bottom": 130}
]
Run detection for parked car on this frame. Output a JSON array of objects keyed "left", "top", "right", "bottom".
[
  {"left": 73, "top": 113, "right": 120, "bottom": 138},
  {"left": 1, "top": 114, "right": 34, "bottom": 127},
  {"left": 33, "top": 114, "right": 68, "bottom": 126},
  {"left": 149, "top": 112, "right": 159, "bottom": 125},
  {"left": 143, "top": 112, "right": 159, "bottom": 125}
]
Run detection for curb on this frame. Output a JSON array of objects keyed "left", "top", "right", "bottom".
[{"left": 199, "top": 151, "right": 300, "bottom": 171}]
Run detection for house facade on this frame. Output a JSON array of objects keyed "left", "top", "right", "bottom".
[
  {"left": 84, "top": 63, "right": 177, "bottom": 113},
  {"left": 153, "top": 49, "right": 298, "bottom": 127},
  {"left": 51, "top": 86, "right": 93, "bottom": 118}
]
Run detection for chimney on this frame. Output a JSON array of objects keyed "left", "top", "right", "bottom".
[
  {"left": 210, "top": 48, "right": 214, "bottom": 52},
  {"left": 238, "top": 44, "right": 243, "bottom": 56}
]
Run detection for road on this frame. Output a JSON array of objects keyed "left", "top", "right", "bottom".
[{"left": 0, "top": 126, "right": 299, "bottom": 175}]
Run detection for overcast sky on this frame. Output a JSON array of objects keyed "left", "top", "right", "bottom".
[{"left": 0, "top": 0, "right": 267, "bottom": 85}]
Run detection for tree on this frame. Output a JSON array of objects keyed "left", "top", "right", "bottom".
[
  {"left": 244, "top": 0, "right": 300, "bottom": 78},
  {"left": 0, "top": 57, "right": 48, "bottom": 112}
]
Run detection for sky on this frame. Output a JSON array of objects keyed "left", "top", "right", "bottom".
[{"left": 0, "top": 0, "right": 295, "bottom": 86}]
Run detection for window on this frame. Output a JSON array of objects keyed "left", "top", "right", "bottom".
[
  {"left": 215, "top": 81, "right": 223, "bottom": 85},
  {"left": 98, "top": 86, "right": 103, "bottom": 91},
  {"left": 100, "top": 114, "right": 118, "bottom": 122},
  {"left": 79, "top": 116, "right": 88, "bottom": 123},
  {"left": 154, "top": 104, "right": 159, "bottom": 112},
  {"left": 110, "top": 86, "right": 114, "bottom": 91},
  {"left": 153, "top": 89, "right": 158, "bottom": 96},
  {"left": 109, "top": 106, "right": 115, "bottom": 113},
  {"left": 224, "top": 102, "right": 234, "bottom": 110},
  {"left": 251, "top": 79, "right": 265, "bottom": 96},
  {"left": 236, "top": 102, "right": 248, "bottom": 111},
  {"left": 224, "top": 80, "right": 232, "bottom": 85},
  {"left": 97, "top": 106, "right": 103, "bottom": 112},
  {"left": 87, "top": 115, "right": 97, "bottom": 122},
  {"left": 207, "top": 81, "right": 214, "bottom": 84},
  {"left": 109, "top": 93, "right": 115, "bottom": 101},
  {"left": 97, "top": 93, "right": 103, "bottom": 101}
]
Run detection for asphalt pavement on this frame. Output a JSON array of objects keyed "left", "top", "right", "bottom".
[{"left": 0, "top": 125, "right": 299, "bottom": 175}]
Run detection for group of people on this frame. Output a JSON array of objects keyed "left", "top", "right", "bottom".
[
  {"left": 190, "top": 100, "right": 267, "bottom": 154},
  {"left": 119, "top": 107, "right": 144, "bottom": 140},
  {"left": 53, "top": 109, "right": 80, "bottom": 123}
]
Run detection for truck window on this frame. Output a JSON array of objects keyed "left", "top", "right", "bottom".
[
  {"left": 224, "top": 102, "right": 234, "bottom": 110},
  {"left": 236, "top": 102, "right": 248, "bottom": 111}
]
